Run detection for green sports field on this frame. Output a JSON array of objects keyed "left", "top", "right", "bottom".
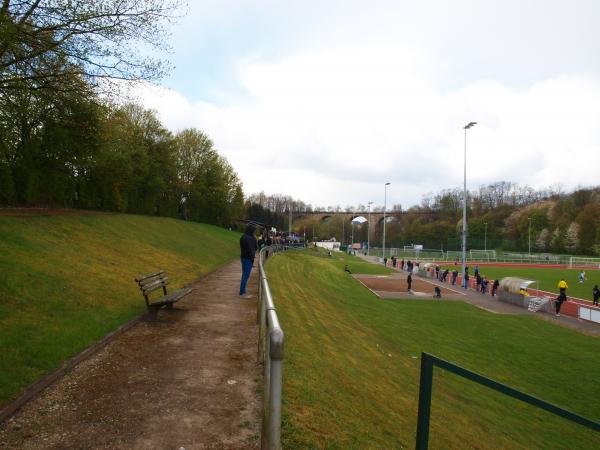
[
  {"left": 268, "top": 250, "right": 600, "bottom": 449},
  {"left": 440, "top": 264, "right": 599, "bottom": 300}
]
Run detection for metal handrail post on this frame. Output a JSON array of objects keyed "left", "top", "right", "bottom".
[{"left": 267, "top": 327, "right": 285, "bottom": 450}]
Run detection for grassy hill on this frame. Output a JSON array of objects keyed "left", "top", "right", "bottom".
[
  {"left": 0, "top": 212, "right": 239, "bottom": 406},
  {"left": 267, "top": 250, "right": 600, "bottom": 449}
]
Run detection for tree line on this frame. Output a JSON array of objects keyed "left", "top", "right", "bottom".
[
  {"left": 247, "top": 183, "right": 600, "bottom": 256},
  {"left": 0, "top": 1, "right": 245, "bottom": 227}
]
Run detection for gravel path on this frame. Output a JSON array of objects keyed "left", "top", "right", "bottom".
[{"left": 0, "top": 261, "right": 261, "bottom": 450}]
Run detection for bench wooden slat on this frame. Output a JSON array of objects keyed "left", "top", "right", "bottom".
[
  {"left": 148, "top": 287, "right": 192, "bottom": 308},
  {"left": 134, "top": 270, "right": 165, "bottom": 283},
  {"left": 142, "top": 278, "right": 169, "bottom": 295},
  {"left": 138, "top": 275, "right": 166, "bottom": 288}
]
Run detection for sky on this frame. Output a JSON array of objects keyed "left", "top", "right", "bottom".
[{"left": 134, "top": 0, "right": 600, "bottom": 209}]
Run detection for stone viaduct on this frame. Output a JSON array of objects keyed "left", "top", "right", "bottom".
[{"left": 293, "top": 211, "right": 401, "bottom": 242}]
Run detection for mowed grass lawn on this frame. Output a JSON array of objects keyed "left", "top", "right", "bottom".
[
  {"left": 268, "top": 250, "right": 600, "bottom": 449},
  {"left": 0, "top": 212, "right": 239, "bottom": 406},
  {"left": 441, "top": 264, "right": 600, "bottom": 300}
]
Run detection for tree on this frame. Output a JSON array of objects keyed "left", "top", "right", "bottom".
[
  {"left": 564, "top": 222, "right": 580, "bottom": 253},
  {"left": 0, "top": 0, "right": 183, "bottom": 93}
]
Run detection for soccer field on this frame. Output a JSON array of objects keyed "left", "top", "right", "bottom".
[{"left": 440, "top": 264, "right": 599, "bottom": 300}]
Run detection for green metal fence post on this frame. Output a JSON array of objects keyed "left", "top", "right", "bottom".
[{"left": 415, "top": 352, "right": 434, "bottom": 450}]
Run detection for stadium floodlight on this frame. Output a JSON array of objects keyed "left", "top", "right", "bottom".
[
  {"left": 383, "top": 182, "right": 391, "bottom": 260},
  {"left": 484, "top": 222, "right": 488, "bottom": 251},
  {"left": 528, "top": 217, "right": 532, "bottom": 256},
  {"left": 462, "top": 122, "right": 476, "bottom": 287},
  {"left": 367, "top": 201, "right": 373, "bottom": 256}
]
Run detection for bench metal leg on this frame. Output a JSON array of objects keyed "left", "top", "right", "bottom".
[{"left": 147, "top": 307, "right": 159, "bottom": 321}]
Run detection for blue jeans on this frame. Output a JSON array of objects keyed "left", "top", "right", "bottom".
[{"left": 239, "top": 258, "right": 254, "bottom": 295}]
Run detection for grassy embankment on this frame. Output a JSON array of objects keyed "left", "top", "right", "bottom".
[
  {"left": 268, "top": 250, "right": 600, "bottom": 449},
  {"left": 0, "top": 213, "right": 239, "bottom": 406},
  {"left": 440, "top": 265, "right": 599, "bottom": 300}
]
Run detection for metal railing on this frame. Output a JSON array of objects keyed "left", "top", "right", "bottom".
[
  {"left": 257, "top": 245, "right": 286, "bottom": 450},
  {"left": 415, "top": 352, "right": 600, "bottom": 449}
]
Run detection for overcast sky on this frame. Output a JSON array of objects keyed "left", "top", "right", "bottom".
[{"left": 136, "top": 0, "right": 600, "bottom": 209}]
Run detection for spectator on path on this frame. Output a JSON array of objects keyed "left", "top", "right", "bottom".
[
  {"left": 239, "top": 223, "right": 258, "bottom": 298},
  {"left": 476, "top": 273, "right": 482, "bottom": 291},
  {"left": 392, "top": 256, "right": 397, "bottom": 268},
  {"left": 463, "top": 271, "right": 470, "bottom": 289},
  {"left": 579, "top": 270, "right": 586, "bottom": 283},
  {"left": 407, "top": 273, "right": 413, "bottom": 293},
  {"left": 558, "top": 278, "right": 568, "bottom": 296},
  {"left": 344, "top": 265, "right": 352, "bottom": 274},
  {"left": 555, "top": 292, "right": 567, "bottom": 316},
  {"left": 435, "top": 265, "right": 440, "bottom": 279},
  {"left": 384, "top": 256, "right": 388, "bottom": 266},
  {"left": 434, "top": 286, "right": 442, "bottom": 298},
  {"left": 400, "top": 259, "right": 405, "bottom": 270},
  {"left": 474, "top": 265, "right": 479, "bottom": 277},
  {"left": 451, "top": 269, "right": 458, "bottom": 285},
  {"left": 482, "top": 277, "right": 489, "bottom": 294},
  {"left": 593, "top": 285, "right": 600, "bottom": 306},
  {"left": 492, "top": 279, "right": 499, "bottom": 297},
  {"left": 442, "top": 269, "right": 449, "bottom": 283}
]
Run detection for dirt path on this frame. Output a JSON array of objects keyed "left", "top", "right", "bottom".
[{"left": 0, "top": 261, "right": 261, "bottom": 450}]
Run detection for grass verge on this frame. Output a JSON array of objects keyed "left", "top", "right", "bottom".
[{"left": 268, "top": 250, "right": 600, "bottom": 449}]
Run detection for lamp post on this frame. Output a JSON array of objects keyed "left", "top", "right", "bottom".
[
  {"left": 351, "top": 218, "right": 354, "bottom": 247},
  {"left": 528, "top": 217, "right": 532, "bottom": 256},
  {"left": 484, "top": 222, "right": 488, "bottom": 251},
  {"left": 383, "top": 182, "right": 391, "bottom": 260},
  {"left": 462, "top": 122, "right": 477, "bottom": 286},
  {"left": 367, "top": 201, "right": 373, "bottom": 256}
]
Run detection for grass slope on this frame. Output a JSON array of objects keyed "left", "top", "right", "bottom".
[
  {"left": 268, "top": 250, "right": 600, "bottom": 449},
  {"left": 0, "top": 213, "right": 239, "bottom": 406}
]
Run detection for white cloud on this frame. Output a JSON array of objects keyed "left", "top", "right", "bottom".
[{"left": 135, "top": 39, "right": 600, "bottom": 209}]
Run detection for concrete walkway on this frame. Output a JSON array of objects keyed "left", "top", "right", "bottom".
[{"left": 0, "top": 261, "right": 261, "bottom": 449}]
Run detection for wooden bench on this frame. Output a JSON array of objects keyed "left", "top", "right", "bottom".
[{"left": 134, "top": 270, "right": 193, "bottom": 319}]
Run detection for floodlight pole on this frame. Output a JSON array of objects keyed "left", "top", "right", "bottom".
[
  {"left": 484, "top": 222, "right": 488, "bottom": 251},
  {"left": 462, "top": 122, "right": 476, "bottom": 286},
  {"left": 383, "top": 182, "right": 391, "bottom": 259},
  {"left": 528, "top": 217, "right": 532, "bottom": 256},
  {"left": 367, "top": 201, "right": 373, "bottom": 256}
]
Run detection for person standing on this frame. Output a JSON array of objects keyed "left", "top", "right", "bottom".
[
  {"left": 593, "top": 285, "right": 600, "bottom": 306},
  {"left": 558, "top": 278, "right": 568, "bottom": 296},
  {"left": 579, "top": 270, "right": 586, "bottom": 283},
  {"left": 555, "top": 292, "right": 567, "bottom": 316},
  {"left": 383, "top": 256, "right": 388, "bottom": 266},
  {"left": 407, "top": 272, "right": 413, "bottom": 293},
  {"left": 451, "top": 269, "right": 458, "bottom": 285},
  {"left": 491, "top": 279, "right": 499, "bottom": 297},
  {"left": 239, "top": 223, "right": 258, "bottom": 298}
]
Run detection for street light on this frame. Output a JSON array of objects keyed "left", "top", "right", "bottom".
[
  {"left": 383, "top": 182, "right": 391, "bottom": 260},
  {"left": 351, "top": 218, "right": 354, "bottom": 247},
  {"left": 462, "top": 122, "right": 477, "bottom": 286},
  {"left": 484, "top": 222, "right": 488, "bottom": 251},
  {"left": 367, "top": 201, "right": 373, "bottom": 256},
  {"left": 528, "top": 217, "right": 532, "bottom": 256}
]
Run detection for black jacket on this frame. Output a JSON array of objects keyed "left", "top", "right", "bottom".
[{"left": 240, "top": 225, "right": 258, "bottom": 260}]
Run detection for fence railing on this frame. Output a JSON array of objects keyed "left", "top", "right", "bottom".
[
  {"left": 257, "top": 245, "right": 286, "bottom": 450},
  {"left": 415, "top": 352, "right": 600, "bottom": 449}
]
